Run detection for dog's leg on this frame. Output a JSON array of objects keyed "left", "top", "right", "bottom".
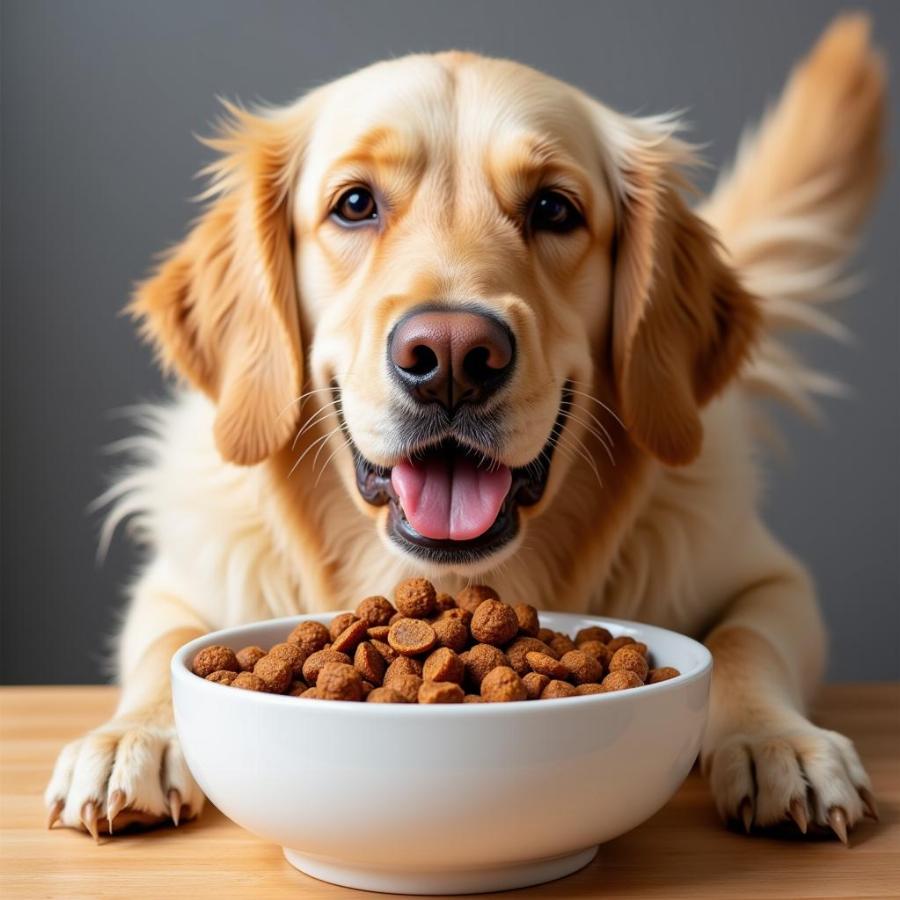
[
  {"left": 45, "top": 577, "right": 208, "bottom": 838},
  {"left": 701, "top": 522, "right": 876, "bottom": 841}
]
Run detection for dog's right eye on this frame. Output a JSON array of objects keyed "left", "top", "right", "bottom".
[{"left": 332, "top": 187, "right": 378, "bottom": 225}]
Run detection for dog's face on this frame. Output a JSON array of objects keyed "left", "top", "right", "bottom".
[{"left": 134, "top": 53, "right": 757, "bottom": 574}]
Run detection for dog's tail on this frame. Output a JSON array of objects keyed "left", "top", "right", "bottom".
[{"left": 701, "top": 13, "right": 886, "bottom": 417}]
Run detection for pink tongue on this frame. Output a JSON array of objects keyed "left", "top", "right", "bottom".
[{"left": 391, "top": 455, "right": 512, "bottom": 541}]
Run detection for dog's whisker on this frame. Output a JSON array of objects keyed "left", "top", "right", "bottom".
[
  {"left": 277, "top": 386, "right": 337, "bottom": 422},
  {"left": 564, "top": 412, "right": 616, "bottom": 467},
  {"left": 288, "top": 425, "right": 342, "bottom": 479},
  {"left": 312, "top": 422, "right": 346, "bottom": 473},
  {"left": 566, "top": 384, "right": 627, "bottom": 431},
  {"left": 291, "top": 400, "right": 341, "bottom": 451},
  {"left": 314, "top": 436, "right": 353, "bottom": 489}
]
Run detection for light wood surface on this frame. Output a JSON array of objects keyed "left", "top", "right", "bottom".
[{"left": 1, "top": 684, "right": 898, "bottom": 899}]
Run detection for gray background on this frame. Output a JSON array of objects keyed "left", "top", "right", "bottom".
[{"left": 2, "top": 0, "right": 898, "bottom": 684}]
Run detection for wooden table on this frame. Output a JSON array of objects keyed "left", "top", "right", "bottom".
[{"left": 1, "top": 685, "right": 898, "bottom": 899}]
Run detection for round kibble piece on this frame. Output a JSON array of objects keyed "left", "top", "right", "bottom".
[
  {"left": 537, "top": 627, "right": 555, "bottom": 644},
  {"left": 253, "top": 655, "right": 292, "bottom": 693},
  {"left": 422, "top": 647, "right": 464, "bottom": 685},
  {"left": 367, "top": 625, "right": 390, "bottom": 642},
  {"left": 548, "top": 633, "right": 577, "bottom": 656},
  {"left": 366, "top": 686, "right": 407, "bottom": 703},
  {"left": 463, "top": 694, "right": 484, "bottom": 703},
  {"left": 288, "top": 621, "right": 330, "bottom": 656},
  {"left": 317, "top": 662, "right": 363, "bottom": 701},
  {"left": 356, "top": 595, "right": 395, "bottom": 627},
  {"left": 576, "top": 625, "right": 613, "bottom": 645},
  {"left": 627, "top": 641, "right": 649, "bottom": 658},
  {"left": 506, "top": 638, "right": 558, "bottom": 676},
  {"left": 206, "top": 669, "right": 237, "bottom": 686},
  {"left": 431, "top": 616, "right": 468, "bottom": 653},
  {"left": 609, "top": 647, "right": 649, "bottom": 682},
  {"left": 541, "top": 679, "right": 576, "bottom": 699},
  {"left": 235, "top": 645, "right": 267, "bottom": 672},
  {"left": 395, "top": 577, "right": 437, "bottom": 618},
  {"left": 329, "top": 612, "right": 359, "bottom": 641},
  {"left": 456, "top": 584, "right": 499, "bottom": 613},
  {"left": 354, "top": 641, "right": 386, "bottom": 686},
  {"left": 434, "top": 591, "right": 456, "bottom": 612},
  {"left": 522, "top": 671, "right": 550, "bottom": 699},
  {"left": 361, "top": 680, "right": 374, "bottom": 699},
  {"left": 299, "top": 686, "right": 319, "bottom": 699},
  {"left": 464, "top": 644, "right": 509, "bottom": 687},
  {"left": 384, "top": 655, "right": 423, "bottom": 684},
  {"left": 602, "top": 670, "right": 643, "bottom": 692},
  {"left": 388, "top": 618, "right": 437, "bottom": 656},
  {"left": 525, "top": 651, "right": 569, "bottom": 681},
  {"left": 302, "top": 649, "right": 351, "bottom": 685},
  {"left": 574, "top": 683, "right": 606, "bottom": 695},
  {"left": 390, "top": 673, "right": 423, "bottom": 703},
  {"left": 192, "top": 645, "right": 239, "bottom": 678},
  {"left": 606, "top": 635, "right": 636, "bottom": 654},
  {"left": 559, "top": 650, "right": 603, "bottom": 685},
  {"left": 332, "top": 618, "right": 370, "bottom": 654},
  {"left": 370, "top": 639, "right": 398, "bottom": 665},
  {"left": 577, "top": 640, "right": 612, "bottom": 671},
  {"left": 647, "top": 666, "right": 681, "bottom": 684},
  {"left": 232, "top": 672, "right": 267, "bottom": 692},
  {"left": 288, "top": 679, "right": 308, "bottom": 696},
  {"left": 268, "top": 642, "right": 307, "bottom": 678},
  {"left": 436, "top": 607, "right": 472, "bottom": 628},
  {"left": 419, "top": 681, "right": 465, "bottom": 704},
  {"left": 513, "top": 603, "right": 540, "bottom": 637},
  {"left": 481, "top": 666, "right": 527, "bottom": 702},
  {"left": 471, "top": 599, "right": 519, "bottom": 646}
]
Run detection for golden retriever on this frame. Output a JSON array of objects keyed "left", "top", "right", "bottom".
[{"left": 46, "top": 15, "right": 884, "bottom": 842}]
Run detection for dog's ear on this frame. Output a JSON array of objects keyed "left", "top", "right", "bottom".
[
  {"left": 607, "top": 119, "right": 759, "bottom": 466},
  {"left": 131, "top": 102, "right": 313, "bottom": 465}
]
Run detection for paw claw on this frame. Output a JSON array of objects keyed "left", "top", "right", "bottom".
[
  {"left": 739, "top": 796, "right": 754, "bottom": 833},
  {"left": 106, "top": 789, "right": 126, "bottom": 834},
  {"left": 788, "top": 797, "right": 808, "bottom": 834},
  {"left": 828, "top": 806, "right": 849, "bottom": 846},
  {"left": 168, "top": 789, "right": 182, "bottom": 827},
  {"left": 81, "top": 800, "right": 100, "bottom": 843},
  {"left": 47, "top": 799, "right": 63, "bottom": 830},
  {"left": 859, "top": 787, "right": 879, "bottom": 822}
]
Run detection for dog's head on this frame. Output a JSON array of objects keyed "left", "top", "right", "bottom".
[{"left": 133, "top": 53, "right": 757, "bottom": 573}]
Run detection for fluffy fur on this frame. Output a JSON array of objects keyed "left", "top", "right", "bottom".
[{"left": 46, "top": 15, "right": 884, "bottom": 840}]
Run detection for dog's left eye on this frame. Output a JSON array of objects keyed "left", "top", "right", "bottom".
[
  {"left": 528, "top": 189, "right": 583, "bottom": 234},
  {"left": 332, "top": 187, "right": 378, "bottom": 225}
]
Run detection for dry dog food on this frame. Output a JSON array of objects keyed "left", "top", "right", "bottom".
[{"left": 192, "top": 579, "right": 681, "bottom": 702}]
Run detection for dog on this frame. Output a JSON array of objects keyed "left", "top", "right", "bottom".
[{"left": 46, "top": 15, "right": 884, "bottom": 841}]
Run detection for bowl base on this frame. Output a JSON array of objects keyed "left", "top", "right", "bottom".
[{"left": 283, "top": 845, "right": 598, "bottom": 895}]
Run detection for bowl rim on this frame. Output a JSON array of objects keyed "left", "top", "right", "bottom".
[{"left": 171, "top": 610, "right": 712, "bottom": 716}]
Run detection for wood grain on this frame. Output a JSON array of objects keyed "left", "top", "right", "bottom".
[{"left": 1, "top": 684, "right": 898, "bottom": 899}]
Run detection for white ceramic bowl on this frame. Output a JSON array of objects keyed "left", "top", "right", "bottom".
[{"left": 172, "top": 612, "right": 711, "bottom": 895}]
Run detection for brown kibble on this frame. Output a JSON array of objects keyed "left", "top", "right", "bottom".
[
  {"left": 422, "top": 647, "right": 465, "bottom": 685},
  {"left": 390, "top": 673, "right": 423, "bottom": 703},
  {"left": 540, "top": 679, "right": 576, "bottom": 699},
  {"left": 288, "top": 620, "right": 330, "bottom": 656},
  {"left": 602, "top": 670, "right": 643, "bottom": 692},
  {"left": 456, "top": 584, "right": 499, "bottom": 613},
  {"left": 431, "top": 616, "right": 469, "bottom": 653},
  {"left": 299, "top": 686, "right": 320, "bottom": 699},
  {"left": 389, "top": 611, "right": 404, "bottom": 624},
  {"left": 522, "top": 671, "right": 550, "bottom": 700},
  {"left": 627, "top": 641, "right": 649, "bottom": 658},
  {"left": 367, "top": 625, "right": 390, "bottom": 641},
  {"left": 330, "top": 612, "right": 359, "bottom": 641},
  {"left": 463, "top": 694, "right": 484, "bottom": 703},
  {"left": 361, "top": 680, "right": 374, "bottom": 698},
  {"left": 513, "top": 603, "right": 540, "bottom": 637},
  {"left": 232, "top": 672, "right": 267, "bottom": 692},
  {"left": 332, "top": 618, "right": 370, "bottom": 654},
  {"left": 235, "top": 645, "right": 267, "bottom": 672},
  {"left": 434, "top": 591, "right": 456, "bottom": 612},
  {"left": 559, "top": 650, "right": 603, "bottom": 685},
  {"left": 366, "top": 686, "right": 407, "bottom": 703},
  {"left": 354, "top": 641, "right": 386, "bottom": 685},
  {"left": 647, "top": 666, "right": 681, "bottom": 684},
  {"left": 464, "top": 643, "right": 509, "bottom": 687},
  {"left": 436, "top": 607, "right": 472, "bottom": 628},
  {"left": 268, "top": 642, "right": 307, "bottom": 678},
  {"left": 525, "top": 651, "right": 569, "bottom": 681},
  {"left": 206, "top": 669, "right": 237, "bottom": 686},
  {"left": 577, "top": 640, "right": 612, "bottom": 671},
  {"left": 505, "top": 637, "right": 558, "bottom": 676},
  {"left": 480, "top": 666, "right": 527, "bottom": 702},
  {"left": 609, "top": 647, "right": 649, "bottom": 682},
  {"left": 388, "top": 617, "right": 437, "bottom": 656},
  {"left": 575, "top": 625, "right": 613, "bottom": 646},
  {"left": 606, "top": 635, "right": 636, "bottom": 654},
  {"left": 419, "top": 681, "right": 465, "bottom": 704},
  {"left": 383, "top": 655, "right": 423, "bottom": 685},
  {"left": 192, "top": 645, "right": 239, "bottom": 678},
  {"left": 395, "top": 577, "right": 437, "bottom": 618},
  {"left": 574, "top": 683, "right": 605, "bottom": 695},
  {"left": 537, "top": 627, "right": 555, "bottom": 644},
  {"left": 317, "top": 662, "right": 363, "bottom": 701},
  {"left": 288, "top": 679, "right": 308, "bottom": 696},
  {"left": 548, "top": 632, "right": 577, "bottom": 656},
  {"left": 356, "top": 595, "right": 396, "bottom": 627},
  {"left": 302, "top": 649, "right": 352, "bottom": 685},
  {"left": 253, "top": 655, "right": 293, "bottom": 693},
  {"left": 370, "top": 639, "right": 398, "bottom": 664},
  {"left": 471, "top": 599, "right": 519, "bottom": 646}
]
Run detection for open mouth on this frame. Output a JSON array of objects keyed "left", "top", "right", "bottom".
[{"left": 354, "top": 385, "right": 572, "bottom": 564}]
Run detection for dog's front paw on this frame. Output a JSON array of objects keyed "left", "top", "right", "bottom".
[
  {"left": 44, "top": 715, "right": 203, "bottom": 839},
  {"left": 703, "top": 715, "right": 878, "bottom": 842}
]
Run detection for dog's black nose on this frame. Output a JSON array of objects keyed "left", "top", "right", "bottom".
[{"left": 389, "top": 307, "right": 515, "bottom": 410}]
